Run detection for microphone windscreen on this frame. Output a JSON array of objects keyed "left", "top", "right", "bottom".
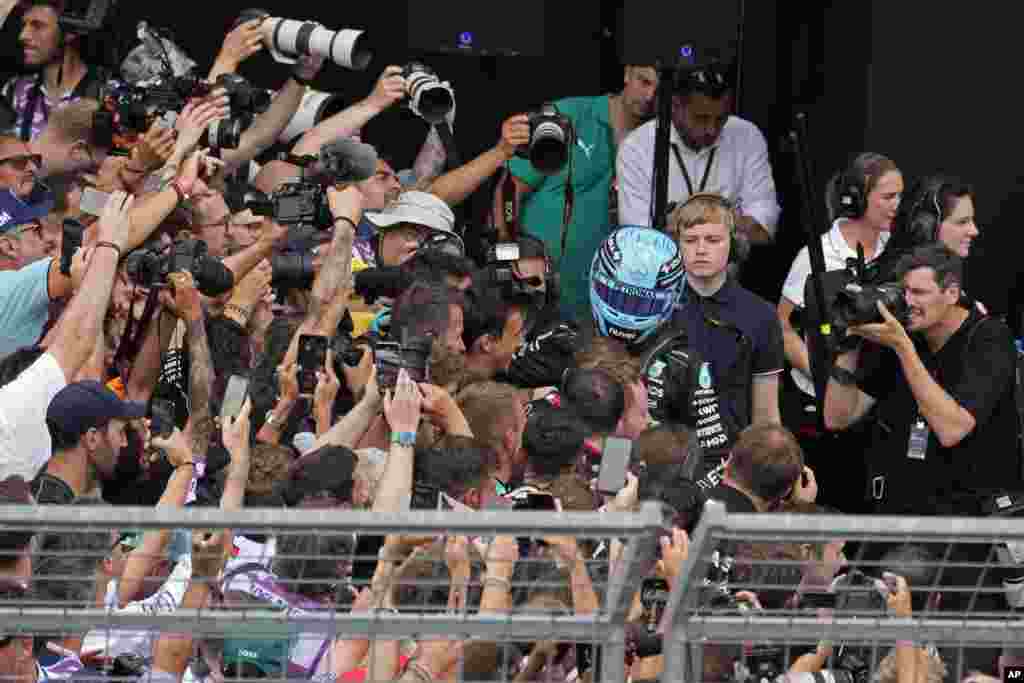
[{"left": 320, "top": 137, "right": 379, "bottom": 183}]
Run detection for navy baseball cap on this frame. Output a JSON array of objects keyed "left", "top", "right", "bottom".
[
  {"left": 0, "top": 189, "right": 50, "bottom": 235},
  {"left": 46, "top": 381, "right": 147, "bottom": 436}
]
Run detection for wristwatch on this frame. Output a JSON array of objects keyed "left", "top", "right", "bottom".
[{"left": 830, "top": 365, "right": 858, "bottom": 386}]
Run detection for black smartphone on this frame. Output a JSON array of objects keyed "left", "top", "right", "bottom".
[
  {"left": 597, "top": 436, "right": 632, "bottom": 495},
  {"left": 60, "top": 218, "right": 85, "bottom": 276},
  {"left": 220, "top": 375, "right": 249, "bottom": 421},
  {"left": 374, "top": 341, "right": 403, "bottom": 391},
  {"left": 297, "top": 335, "right": 328, "bottom": 395},
  {"left": 149, "top": 398, "right": 176, "bottom": 439},
  {"left": 515, "top": 493, "right": 558, "bottom": 511}
]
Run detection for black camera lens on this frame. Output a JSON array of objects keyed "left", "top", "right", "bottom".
[{"left": 271, "top": 251, "right": 316, "bottom": 290}]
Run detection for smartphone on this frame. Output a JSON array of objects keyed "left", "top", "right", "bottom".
[
  {"left": 297, "top": 335, "right": 328, "bottom": 395},
  {"left": 373, "top": 341, "right": 403, "bottom": 391},
  {"left": 516, "top": 493, "right": 558, "bottom": 511},
  {"left": 597, "top": 437, "right": 632, "bottom": 495},
  {"left": 79, "top": 187, "right": 111, "bottom": 217},
  {"left": 60, "top": 218, "right": 84, "bottom": 276},
  {"left": 149, "top": 398, "right": 176, "bottom": 439},
  {"left": 220, "top": 375, "right": 250, "bottom": 421}
]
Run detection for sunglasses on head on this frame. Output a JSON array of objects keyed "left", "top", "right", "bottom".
[{"left": 0, "top": 154, "right": 42, "bottom": 170}]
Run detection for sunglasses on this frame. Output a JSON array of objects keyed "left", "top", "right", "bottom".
[{"left": 0, "top": 154, "right": 42, "bottom": 170}]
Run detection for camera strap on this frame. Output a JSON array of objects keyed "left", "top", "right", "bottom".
[
  {"left": 501, "top": 165, "right": 519, "bottom": 240},
  {"left": 434, "top": 122, "right": 461, "bottom": 171},
  {"left": 113, "top": 286, "right": 162, "bottom": 375},
  {"left": 558, "top": 152, "right": 575, "bottom": 269}
]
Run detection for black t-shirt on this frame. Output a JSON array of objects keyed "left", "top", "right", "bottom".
[
  {"left": 858, "top": 309, "right": 1021, "bottom": 513},
  {"left": 705, "top": 482, "right": 757, "bottom": 514}
]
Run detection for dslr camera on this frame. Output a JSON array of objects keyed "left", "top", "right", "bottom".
[
  {"left": 245, "top": 182, "right": 331, "bottom": 228},
  {"left": 516, "top": 103, "right": 574, "bottom": 175},
  {"left": 124, "top": 239, "right": 235, "bottom": 297}
]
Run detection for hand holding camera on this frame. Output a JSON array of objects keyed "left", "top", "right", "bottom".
[
  {"left": 847, "top": 300, "right": 913, "bottom": 353},
  {"left": 217, "top": 18, "right": 265, "bottom": 71},
  {"left": 499, "top": 114, "right": 531, "bottom": 159}
]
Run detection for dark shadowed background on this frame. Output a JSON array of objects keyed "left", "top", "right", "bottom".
[{"left": 2, "top": 0, "right": 1020, "bottom": 320}]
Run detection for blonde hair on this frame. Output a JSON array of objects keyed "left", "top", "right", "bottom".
[{"left": 668, "top": 192, "right": 736, "bottom": 238}]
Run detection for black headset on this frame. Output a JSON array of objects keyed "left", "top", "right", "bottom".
[
  {"left": 835, "top": 166, "right": 868, "bottom": 219},
  {"left": 670, "top": 192, "right": 747, "bottom": 264},
  {"left": 673, "top": 62, "right": 731, "bottom": 98},
  {"left": 903, "top": 178, "right": 948, "bottom": 244}
]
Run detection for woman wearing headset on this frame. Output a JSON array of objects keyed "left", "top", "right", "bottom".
[{"left": 776, "top": 152, "right": 903, "bottom": 513}]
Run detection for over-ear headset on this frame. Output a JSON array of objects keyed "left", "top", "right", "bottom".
[
  {"left": 671, "top": 192, "right": 747, "bottom": 264},
  {"left": 835, "top": 166, "right": 867, "bottom": 220},
  {"left": 904, "top": 178, "right": 948, "bottom": 244}
]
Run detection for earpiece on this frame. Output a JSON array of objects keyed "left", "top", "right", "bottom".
[{"left": 835, "top": 167, "right": 867, "bottom": 220}]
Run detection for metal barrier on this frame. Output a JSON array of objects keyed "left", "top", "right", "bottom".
[{"left": 1, "top": 500, "right": 1023, "bottom": 682}]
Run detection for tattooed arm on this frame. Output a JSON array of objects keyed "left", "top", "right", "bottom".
[
  {"left": 167, "top": 272, "right": 215, "bottom": 453},
  {"left": 280, "top": 186, "right": 362, "bottom": 370}
]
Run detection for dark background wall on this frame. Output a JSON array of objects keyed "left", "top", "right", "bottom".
[{"left": 2, "top": 0, "right": 1020, "bottom": 318}]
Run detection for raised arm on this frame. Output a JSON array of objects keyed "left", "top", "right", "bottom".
[
  {"left": 428, "top": 114, "right": 530, "bottom": 208},
  {"left": 47, "top": 192, "right": 133, "bottom": 381},
  {"left": 291, "top": 66, "right": 407, "bottom": 157}
]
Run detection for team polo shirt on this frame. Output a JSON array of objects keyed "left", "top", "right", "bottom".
[{"left": 509, "top": 95, "right": 617, "bottom": 324}]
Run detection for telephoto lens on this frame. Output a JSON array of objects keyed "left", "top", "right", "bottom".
[
  {"left": 237, "top": 10, "right": 372, "bottom": 71},
  {"left": 402, "top": 62, "right": 454, "bottom": 125}
]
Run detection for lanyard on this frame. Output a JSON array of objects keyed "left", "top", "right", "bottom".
[{"left": 671, "top": 143, "right": 717, "bottom": 196}]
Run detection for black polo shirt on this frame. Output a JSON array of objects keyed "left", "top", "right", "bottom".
[
  {"left": 858, "top": 308, "right": 1021, "bottom": 514},
  {"left": 670, "top": 276, "right": 785, "bottom": 464}
]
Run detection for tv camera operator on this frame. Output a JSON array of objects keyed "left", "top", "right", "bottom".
[{"left": 824, "top": 243, "right": 1022, "bottom": 516}]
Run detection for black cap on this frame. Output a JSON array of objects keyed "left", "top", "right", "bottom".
[{"left": 46, "top": 381, "right": 146, "bottom": 437}]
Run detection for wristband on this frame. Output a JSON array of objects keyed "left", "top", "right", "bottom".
[
  {"left": 123, "top": 164, "right": 147, "bottom": 175},
  {"left": 830, "top": 365, "right": 858, "bottom": 386},
  {"left": 390, "top": 431, "right": 416, "bottom": 447},
  {"left": 334, "top": 215, "right": 357, "bottom": 230},
  {"left": 94, "top": 241, "right": 122, "bottom": 260},
  {"left": 177, "top": 461, "right": 195, "bottom": 469}
]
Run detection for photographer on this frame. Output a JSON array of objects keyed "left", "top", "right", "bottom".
[
  {"left": 494, "top": 64, "right": 659, "bottom": 322},
  {"left": 3, "top": 0, "right": 117, "bottom": 142},
  {"left": 824, "top": 244, "right": 1021, "bottom": 515}
]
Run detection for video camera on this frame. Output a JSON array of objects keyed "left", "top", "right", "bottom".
[
  {"left": 516, "top": 104, "right": 574, "bottom": 176},
  {"left": 830, "top": 244, "right": 909, "bottom": 334},
  {"left": 124, "top": 239, "right": 234, "bottom": 297}
]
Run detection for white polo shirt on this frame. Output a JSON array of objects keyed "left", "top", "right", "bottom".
[
  {"left": 616, "top": 116, "right": 781, "bottom": 236},
  {"left": 781, "top": 219, "right": 890, "bottom": 395}
]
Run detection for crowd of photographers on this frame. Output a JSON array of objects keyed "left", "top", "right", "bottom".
[{"left": 0, "top": 0, "right": 1022, "bottom": 682}]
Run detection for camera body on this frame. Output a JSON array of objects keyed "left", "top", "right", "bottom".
[
  {"left": 245, "top": 182, "right": 331, "bottom": 228},
  {"left": 124, "top": 239, "right": 234, "bottom": 297},
  {"left": 516, "top": 104, "right": 575, "bottom": 175},
  {"left": 98, "top": 73, "right": 267, "bottom": 152}
]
